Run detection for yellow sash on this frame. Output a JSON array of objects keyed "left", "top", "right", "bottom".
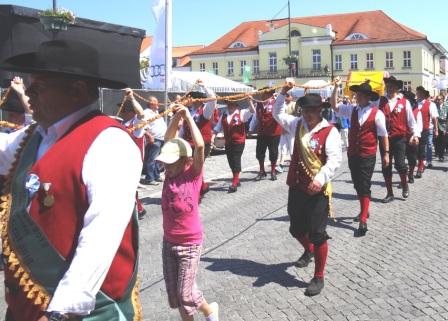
[{"left": 296, "top": 121, "right": 334, "bottom": 218}]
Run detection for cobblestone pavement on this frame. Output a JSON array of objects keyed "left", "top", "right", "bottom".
[{"left": 2, "top": 139, "right": 448, "bottom": 321}]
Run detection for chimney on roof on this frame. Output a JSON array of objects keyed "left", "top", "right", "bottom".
[{"left": 325, "top": 24, "right": 336, "bottom": 39}]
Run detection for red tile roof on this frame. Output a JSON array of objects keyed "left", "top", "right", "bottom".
[{"left": 191, "top": 10, "right": 427, "bottom": 55}]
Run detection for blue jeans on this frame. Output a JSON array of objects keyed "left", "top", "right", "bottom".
[
  {"left": 426, "top": 130, "right": 434, "bottom": 163},
  {"left": 145, "top": 139, "right": 163, "bottom": 181}
]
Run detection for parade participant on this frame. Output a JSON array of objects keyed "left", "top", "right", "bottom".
[
  {"left": 415, "top": 86, "right": 438, "bottom": 176},
  {"left": 331, "top": 81, "right": 389, "bottom": 236},
  {"left": 213, "top": 97, "right": 255, "bottom": 192},
  {"left": 0, "top": 40, "right": 142, "bottom": 321},
  {"left": 181, "top": 80, "right": 217, "bottom": 197},
  {"left": 249, "top": 87, "right": 283, "bottom": 181},
  {"left": 157, "top": 104, "right": 219, "bottom": 321},
  {"left": 277, "top": 92, "right": 296, "bottom": 173},
  {"left": 435, "top": 95, "right": 448, "bottom": 161},
  {"left": 274, "top": 82, "right": 342, "bottom": 296},
  {"left": 403, "top": 91, "right": 422, "bottom": 184},
  {"left": 379, "top": 76, "right": 420, "bottom": 203},
  {"left": 140, "top": 95, "right": 167, "bottom": 185}
]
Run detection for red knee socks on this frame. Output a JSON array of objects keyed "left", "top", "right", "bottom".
[
  {"left": 399, "top": 172, "right": 408, "bottom": 190},
  {"left": 258, "top": 160, "right": 265, "bottom": 174},
  {"left": 417, "top": 159, "right": 425, "bottom": 172},
  {"left": 385, "top": 176, "right": 393, "bottom": 195},
  {"left": 297, "top": 235, "right": 314, "bottom": 253},
  {"left": 232, "top": 171, "right": 240, "bottom": 186},
  {"left": 271, "top": 163, "right": 276, "bottom": 175},
  {"left": 314, "top": 241, "right": 328, "bottom": 279},
  {"left": 359, "top": 195, "right": 370, "bottom": 223},
  {"left": 136, "top": 197, "right": 144, "bottom": 213}
]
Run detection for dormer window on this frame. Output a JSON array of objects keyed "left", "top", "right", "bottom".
[
  {"left": 290, "top": 30, "right": 301, "bottom": 37},
  {"left": 346, "top": 33, "right": 368, "bottom": 40},
  {"left": 230, "top": 41, "right": 246, "bottom": 49}
]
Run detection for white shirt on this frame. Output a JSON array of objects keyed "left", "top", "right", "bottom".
[
  {"left": 336, "top": 102, "right": 388, "bottom": 137},
  {"left": 142, "top": 108, "right": 167, "bottom": 140},
  {"left": 417, "top": 100, "right": 439, "bottom": 129},
  {"left": 413, "top": 109, "right": 423, "bottom": 134},
  {"left": 385, "top": 95, "right": 420, "bottom": 137},
  {"left": 0, "top": 104, "right": 142, "bottom": 315},
  {"left": 274, "top": 93, "right": 342, "bottom": 185},
  {"left": 213, "top": 108, "right": 253, "bottom": 133}
]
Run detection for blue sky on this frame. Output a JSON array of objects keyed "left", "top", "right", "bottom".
[{"left": 8, "top": 0, "right": 448, "bottom": 50}]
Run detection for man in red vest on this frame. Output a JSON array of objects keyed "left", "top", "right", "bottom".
[
  {"left": 414, "top": 86, "right": 439, "bottom": 177},
  {"left": 330, "top": 80, "right": 389, "bottom": 236},
  {"left": 274, "top": 81, "right": 342, "bottom": 296},
  {"left": 182, "top": 80, "right": 216, "bottom": 197},
  {"left": 249, "top": 88, "right": 283, "bottom": 181},
  {"left": 0, "top": 40, "right": 142, "bottom": 321},
  {"left": 379, "top": 76, "right": 420, "bottom": 203}
]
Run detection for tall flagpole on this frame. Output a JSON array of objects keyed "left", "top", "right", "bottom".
[{"left": 164, "top": 0, "right": 169, "bottom": 116}]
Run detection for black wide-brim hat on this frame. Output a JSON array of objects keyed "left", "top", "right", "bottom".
[
  {"left": 297, "top": 93, "right": 328, "bottom": 109},
  {"left": 384, "top": 76, "right": 403, "bottom": 89},
  {"left": 189, "top": 91, "right": 207, "bottom": 99},
  {"left": 416, "top": 86, "right": 430, "bottom": 98},
  {"left": 0, "top": 40, "right": 127, "bottom": 89},
  {"left": 349, "top": 82, "right": 380, "bottom": 101}
]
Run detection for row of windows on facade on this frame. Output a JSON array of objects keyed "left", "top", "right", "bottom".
[{"left": 198, "top": 50, "right": 413, "bottom": 75}]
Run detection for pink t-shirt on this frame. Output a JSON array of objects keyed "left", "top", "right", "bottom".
[{"left": 162, "top": 165, "right": 204, "bottom": 245}]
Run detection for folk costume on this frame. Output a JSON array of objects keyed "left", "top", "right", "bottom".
[
  {"left": 335, "top": 82, "right": 388, "bottom": 236},
  {"left": 214, "top": 101, "right": 253, "bottom": 192},
  {"left": 0, "top": 40, "right": 143, "bottom": 321},
  {"left": 379, "top": 76, "right": 420, "bottom": 203},
  {"left": 250, "top": 91, "right": 283, "bottom": 181},
  {"left": 274, "top": 93, "right": 342, "bottom": 296}
]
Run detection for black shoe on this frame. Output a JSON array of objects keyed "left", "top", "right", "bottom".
[
  {"left": 415, "top": 171, "right": 422, "bottom": 179},
  {"left": 408, "top": 176, "right": 414, "bottom": 184},
  {"left": 305, "top": 277, "right": 324, "bottom": 296},
  {"left": 254, "top": 172, "right": 267, "bottom": 181},
  {"left": 402, "top": 188, "right": 409, "bottom": 199},
  {"left": 439, "top": 157, "right": 444, "bottom": 162},
  {"left": 294, "top": 251, "right": 314, "bottom": 268},
  {"left": 270, "top": 172, "right": 277, "bottom": 181},
  {"left": 356, "top": 222, "right": 368, "bottom": 237},
  {"left": 354, "top": 212, "right": 369, "bottom": 222},
  {"left": 382, "top": 194, "right": 394, "bottom": 203},
  {"left": 138, "top": 209, "right": 147, "bottom": 220},
  {"left": 228, "top": 185, "right": 237, "bottom": 193},
  {"left": 427, "top": 163, "right": 433, "bottom": 168}
]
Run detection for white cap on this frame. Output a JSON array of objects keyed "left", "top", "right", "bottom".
[{"left": 155, "top": 138, "right": 192, "bottom": 164}]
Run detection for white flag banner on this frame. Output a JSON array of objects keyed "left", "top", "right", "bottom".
[{"left": 144, "top": 0, "right": 172, "bottom": 89}]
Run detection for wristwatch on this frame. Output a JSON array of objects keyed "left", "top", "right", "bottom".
[{"left": 45, "top": 311, "right": 69, "bottom": 321}]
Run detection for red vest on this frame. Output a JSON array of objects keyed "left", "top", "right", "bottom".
[
  {"left": 183, "top": 106, "right": 213, "bottom": 144},
  {"left": 287, "top": 122, "right": 334, "bottom": 194},
  {"left": 5, "top": 114, "right": 138, "bottom": 320},
  {"left": 256, "top": 99, "right": 282, "bottom": 136},
  {"left": 419, "top": 100, "right": 431, "bottom": 131},
  {"left": 379, "top": 96, "right": 408, "bottom": 138},
  {"left": 348, "top": 106, "right": 378, "bottom": 157},
  {"left": 222, "top": 111, "right": 246, "bottom": 145}
]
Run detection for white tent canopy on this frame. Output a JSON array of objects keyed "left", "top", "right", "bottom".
[{"left": 288, "top": 79, "right": 334, "bottom": 99}]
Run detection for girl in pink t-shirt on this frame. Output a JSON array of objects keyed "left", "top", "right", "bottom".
[{"left": 156, "top": 105, "right": 219, "bottom": 321}]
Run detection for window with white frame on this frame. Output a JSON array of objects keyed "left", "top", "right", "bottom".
[
  {"left": 350, "top": 54, "right": 358, "bottom": 70},
  {"left": 212, "top": 62, "right": 218, "bottom": 75},
  {"left": 253, "top": 59, "right": 260, "bottom": 74},
  {"left": 269, "top": 53, "right": 277, "bottom": 72},
  {"left": 335, "top": 54, "right": 342, "bottom": 71},
  {"left": 385, "top": 52, "right": 393, "bottom": 68},
  {"left": 312, "top": 49, "right": 321, "bottom": 70},
  {"left": 199, "top": 63, "right": 205, "bottom": 72},
  {"left": 403, "top": 81, "right": 412, "bottom": 91},
  {"left": 227, "top": 61, "right": 234, "bottom": 75},
  {"left": 240, "top": 60, "right": 247, "bottom": 75},
  {"left": 366, "top": 53, "right": 374, "bottom": 69},
  {"left": 403, "top": 51, "right": 412, "bottom": 68}
]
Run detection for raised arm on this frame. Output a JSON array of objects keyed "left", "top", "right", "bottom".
[
  {"left": 125, "top": 88, "right": 145, "bottom": 119},
  {"left": 273, "top": 81, "right": 298, "bottom": 134}
]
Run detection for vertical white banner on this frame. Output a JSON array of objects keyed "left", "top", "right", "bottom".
[{"left": 144, "top": 0, "right": 172, "bottom": 89}]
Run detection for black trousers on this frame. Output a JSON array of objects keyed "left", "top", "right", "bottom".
[
  {"left": 256, "top": 135, "right": 280, "bottom": 164},
  {"left": 287, "top": 187, "right": 329, "bottom": 246},
  {"left": 406, "top": 143, "right": 418, "bottom": 168},
  {"left": 435, "top": 132, "right": 447, "bottom": 158},
  {"left": 417, "top": 130, "right": 429, "bottom": 160},
  {"left": 380, "top": 136, "right": 408, "bottom": 176},
  {"left": 204, "top": 143, "right": 211, "bottom": 158},
  {"left": 348, "top": 155, "right": 376, "bottom": 197},
  {"left": 225, "top": 143, "right": 245, "bottom": 172}
]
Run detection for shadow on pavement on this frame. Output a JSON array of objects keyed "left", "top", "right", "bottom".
[
  {"left": 328, "top": 216, "right": 357, "bottom": 232},
  {"left": 256, "top": 215, "right": 289, "bottom": 222},
  {"left": 140, "top": 197, "right": 162, "bottom": 205},
  {"left": 201, "top": 257, "right": 308, "bottom": 288}
]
